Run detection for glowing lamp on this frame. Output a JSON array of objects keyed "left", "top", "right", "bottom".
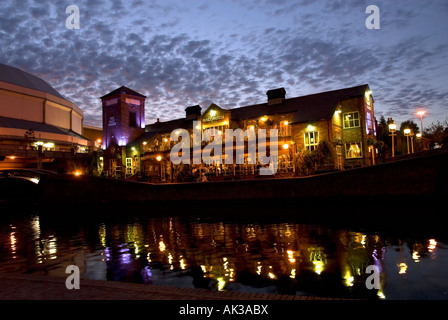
[
  {"left": 389, "top": 123, "right": 397, "bottom": 131},
  {"left": 283, "top": 121, "right": 289, "bottom": 126},
  {"left": 282, "top": 143, "right": 289, "bottom": 150},
  {"left": 404, "top": 128, "right": 411, "bottom": 135},
  {"left": 417, "top": 110, "right": 425, "bottom": 116},
  {"left": 260, "top": 117, "right": 267, "bottom": 122},
  {"left": 156, "top": 155, "right": 162, "bottom": 161}
]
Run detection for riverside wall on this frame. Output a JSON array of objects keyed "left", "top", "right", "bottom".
[{"left": 37, "top": 150, "right": 447, "bottom": 206}]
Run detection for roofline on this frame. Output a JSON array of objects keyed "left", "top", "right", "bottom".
[{"left": 100, "top": 86, "right": 146, "bottom": 99}]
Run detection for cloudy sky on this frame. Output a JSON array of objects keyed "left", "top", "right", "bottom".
[{"left": 1, "top": 0, "right": 447, "bottom": 129}]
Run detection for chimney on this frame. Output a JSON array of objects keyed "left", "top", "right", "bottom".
[
  {"left": 266, "top": 88, "right": 286, "bottom": 105},
  {"left": 185, "top": 105, "right": 202, "bottom": 120}
]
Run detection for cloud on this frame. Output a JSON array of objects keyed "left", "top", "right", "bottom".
[{"left": 0, "top": 0, "right": 446, "bottom": 128}]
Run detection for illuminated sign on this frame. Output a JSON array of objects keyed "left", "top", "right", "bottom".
[{"left": 203, "top": 110, "right": 224, "bottom": 123}]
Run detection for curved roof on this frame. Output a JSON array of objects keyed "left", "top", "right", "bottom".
[{"left": 0, "top": 63, "right": 66, "bottom": 100}]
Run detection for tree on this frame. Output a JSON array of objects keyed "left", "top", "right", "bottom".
[
  {"left": 424, "top": 118, "right": 448, "bottom": 149},
  {"left": 296, "top": 140, "right": 336, "bottom": 175},
  {"left": 399, "top": 120, "right": 420, "bottom": 136}
]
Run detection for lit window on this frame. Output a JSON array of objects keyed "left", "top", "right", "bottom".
[
  {"left": 304, "top": 131, "right": 319, "bottom": 151},
  {"left": 280, "top": 121, "right": 291, "bottom": 136},
  {"left": 343, "top": 112, "right": 360, "bottom": 129},
  {"left": 345, "top": 142, "right": 362, "bottom": 158},
  {"left": 125, "top": 98, "right": 140, "bottom": 106},
  {"left": 366, "top": 111, "right": 374, "bottom": 134},
  {"left": 126, "top": 158, "right": 133, "bottom": 175}
]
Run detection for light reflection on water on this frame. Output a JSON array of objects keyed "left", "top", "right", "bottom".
[{"left": 0, "top": 210, "right": 447, "bottom": 300}]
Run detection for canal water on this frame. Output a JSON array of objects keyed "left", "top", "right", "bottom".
[{"left": 0, "top": 203, "right": 447, "bottom": 300}]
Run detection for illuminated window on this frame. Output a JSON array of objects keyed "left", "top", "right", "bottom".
[
  {"left": 343, "top": 112, "right": 360, "bottom": 128},
  {"left": 205, "top": 126, "right": 224, "bottom": 138},
  {"left": 304, "top": 131, "right": 319, "bottom": 151},
  {"left": 280, "top": 121, "right": 291, "bottom": 136},
  {"left": 125, "top": 98, "right": 140, "bottom": 106},
  {"left": 345, "top": 142, "right": 362, "bottom": 158},
  {"left": 126, "top": 158, "right": 133, "bottom": 175},
  {"left": 366, "top": 111, "right": 374, "bottom": 134}
]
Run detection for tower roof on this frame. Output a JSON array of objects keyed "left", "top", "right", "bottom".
[{"left": 100, "top": 86, "right": 146, "bottom": 99}]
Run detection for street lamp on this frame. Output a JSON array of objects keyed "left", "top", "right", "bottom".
[
  {"left": 417, "top": 110, "right": 425, "bottom": 135},
  {"left": 404, "top": 128, "right": 411, "bottom": 154},
  {"left": 389, "top": 123, "right": 397, "bottom": 157}
]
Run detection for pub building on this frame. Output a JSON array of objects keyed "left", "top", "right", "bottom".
[{"left": 101, "top": 84, "right": 377, "bottom": 182}]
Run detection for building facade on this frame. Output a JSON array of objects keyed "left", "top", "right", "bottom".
[
  {"left": 101, "top": 84, "right": 377, "bottom": 182},
  {"left": 101, "top": 86, "right": 146, "bottom": 177},
  {"left": 0, "top": 63, "right": 99, "bottom": 172}
]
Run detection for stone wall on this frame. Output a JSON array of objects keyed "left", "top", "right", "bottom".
[{"left": 38, "top": 150, "right": 448, "bottom": 207}]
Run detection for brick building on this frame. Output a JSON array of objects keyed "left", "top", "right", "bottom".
[{"left": 101, "top": 84, "right": 377, "bottom": 181}]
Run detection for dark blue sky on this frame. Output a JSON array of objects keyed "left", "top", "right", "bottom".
[{"left": 1, "top": 0, "right": 447, "bottom": 129}]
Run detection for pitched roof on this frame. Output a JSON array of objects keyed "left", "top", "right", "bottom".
[
  {"left": 129, "top": 118, "right": 196, "bottom": 146},
  {"left": 128, "top": 131, "right": 158, "bottom": 147},
  {"left": 231, "top": 84, "right": 369, "bottom": 123},
  {"left": 100, "top": 86, "right": 146, "bottom": 99},
  {"left": 0, "top": 63, "right": 66, "bottom": 100},
  {"left": 134, "top": 84, "right": 370, "bottom": 141}
]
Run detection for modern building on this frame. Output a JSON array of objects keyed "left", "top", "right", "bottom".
[
  {"left": 101, "top": 84, "right": 377, "bottom": 182},
  {"left": 0, "top": 63, "right": 99, "bottom": 172}
]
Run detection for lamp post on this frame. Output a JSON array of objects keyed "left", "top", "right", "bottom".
[
  {"left": 389, "top": 123, "right": 397, "bottom": 157},
  {"left": 156, "top": 155, "right": 162, "bottom": 182},
  {"left": 417, "top": 110, "right": 425, "bottom": 135},
  {"left": 404, "top": 128, "right": 411, "bottom": 154}
]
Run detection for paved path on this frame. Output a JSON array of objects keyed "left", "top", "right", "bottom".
[{"left": 0, "top": 273, "right": 333, "bottom": 300}]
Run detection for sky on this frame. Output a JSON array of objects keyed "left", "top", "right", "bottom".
[{"left": 1, "top": 0, "right": 447, "bottom": 130}]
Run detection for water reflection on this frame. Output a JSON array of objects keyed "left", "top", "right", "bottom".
[{"left": 0, "top": 213, "right": 447, "bottom": 299}]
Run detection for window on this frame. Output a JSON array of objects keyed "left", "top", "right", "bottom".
[
  {"left": 366, "top": 94, "right": 372, "bottom": 110},
  {"left": 126, "top": 158, "right": 133, "bottom": 175},
  {"left": 129, "top": 111, "right": 137, "bottom": 127},
  {"left": 345, "top": 142, "right": 362, "bottom": 158},
  {"left": 125, "top": 98, "right": 140, "bottom": 106},
  {"left": 280, "top": 121, "right": 291, "bottom": 136},
  {"left": 104, "top": 98, "right": 118, "bottom": 106},
  {"left": 366, "top": 111, "right": 373, "bottom": 134},
  {"left": 343, "top": 112, "right": 360, "bottom": 128},
  {"left": 304, "top": 131, "right": 319, "bottom": 151}
]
